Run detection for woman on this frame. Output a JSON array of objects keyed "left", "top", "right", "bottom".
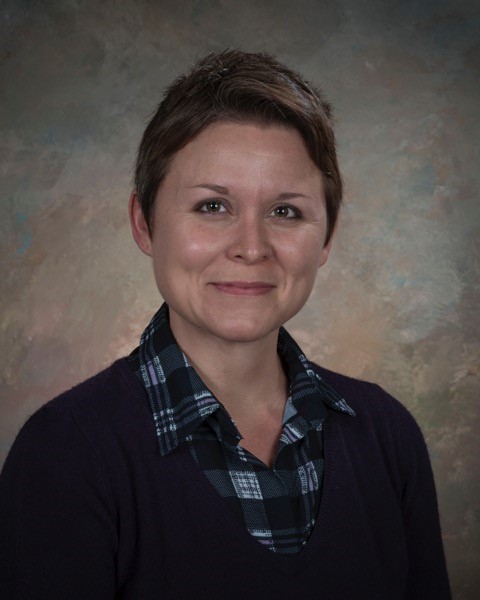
[{"left": 0, "top": 50, "right": 450, "bottom": 599}]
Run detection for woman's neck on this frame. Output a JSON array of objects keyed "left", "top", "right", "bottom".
[{"left": 169, "top": 312, "right": 288, "bottom": 424}]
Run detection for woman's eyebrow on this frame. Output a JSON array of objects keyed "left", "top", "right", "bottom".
[
  {"left": 188, "top": 183, "right": 229, "bottom": 194},
  {"left": 188, "top": 183, "right": 310, "bottom": 200},
  {"left": 276, "top": 192, "right": 310, "bottom": 200}
]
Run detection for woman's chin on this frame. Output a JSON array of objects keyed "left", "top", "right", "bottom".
[{"left": 205, "top": 317, "right": 281, "bottom": 344}]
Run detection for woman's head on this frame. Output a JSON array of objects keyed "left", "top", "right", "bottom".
[{"left": 134, "top": 49, "right": 342, "bottom": 246}]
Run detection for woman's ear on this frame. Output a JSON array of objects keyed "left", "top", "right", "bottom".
[
  {"left": 318, "top": 220, "right": 337, "bottom": 268},
  {"left": 318, "top": 237, "right": 333, "bottom": 268},
  {"left": 128, "top": 192, "right": 153, "bottom": 256}
]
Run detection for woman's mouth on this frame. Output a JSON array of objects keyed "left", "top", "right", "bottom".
[{"left": 211, "top": 281, "right": 275, "bottom": 296}]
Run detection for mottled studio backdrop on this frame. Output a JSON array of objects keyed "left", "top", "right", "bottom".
[{"left": 1, "top": 0, "right": 479, "bottom": 597}]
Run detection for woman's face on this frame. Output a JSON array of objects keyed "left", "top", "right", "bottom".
[{"left": 131, "top": 121, "right": 333, "bottom": 346}]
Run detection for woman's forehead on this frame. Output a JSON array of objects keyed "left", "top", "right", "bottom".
[{"left": 164, "top": 121, "right": 323, "bottom": 193}]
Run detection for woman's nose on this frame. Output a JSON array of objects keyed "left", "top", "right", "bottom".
[{"left": 226, "top": 215, "right": 272, "bottom": 264}]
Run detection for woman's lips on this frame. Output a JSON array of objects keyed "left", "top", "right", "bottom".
[{"left": 211, "top": 282, "right": 275, "bottom": 296}]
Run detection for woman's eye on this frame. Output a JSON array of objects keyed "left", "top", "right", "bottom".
[
  {"left": 271, "top": 205, "right": 300, "bottom": 219},
  {"left": 198, "top": 200, "right": 226, "bottom": 214}
]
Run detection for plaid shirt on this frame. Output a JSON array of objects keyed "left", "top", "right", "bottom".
[{"left": 130, "top": 303, "right": 355, "bottom": 554}]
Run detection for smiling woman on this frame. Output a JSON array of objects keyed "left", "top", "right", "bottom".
[
  {"left": 0, "top": 50, "right": 451, "bottom": 599},
  {"left": 130, "top": 122, "right": 330, "bottom": 351}
]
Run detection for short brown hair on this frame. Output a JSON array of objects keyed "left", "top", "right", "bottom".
[{"left": 134, "top": 49, "right": 342, "bottom": 245}]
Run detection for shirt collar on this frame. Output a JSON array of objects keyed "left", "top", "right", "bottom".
[{"left": 138, "top": 303, "right": 354, "bottom": 456}]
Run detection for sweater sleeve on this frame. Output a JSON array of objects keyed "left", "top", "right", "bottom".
[
  {"left": 377, "top": 386, "right": 451, "bottom": 600},
  {"left": 0, "top": 402, "right": 117, "bottom": 599}
]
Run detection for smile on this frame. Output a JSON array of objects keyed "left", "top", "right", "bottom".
[{"left": 211, "top": 282, "right": 275, "bottom": 296}]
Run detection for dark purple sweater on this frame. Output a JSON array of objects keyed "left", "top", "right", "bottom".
[{"left": 0, "top": 358, "right": 450, "bottom": 599}]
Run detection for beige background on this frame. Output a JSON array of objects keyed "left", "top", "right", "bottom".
[{"left": 1, "top": 0, "right": 479, "bottom": 597}]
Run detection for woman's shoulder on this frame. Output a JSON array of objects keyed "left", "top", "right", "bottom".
[
  {"left": 309, "top": 362, "right": 432, "bottom": 488},
  {"left": 308, "top": 361, "right": 425, "bottom": 443},
  {"left": 4, "top": 358, "right": 152, "bottom": 470},
  {"left": 49, "top": 354, "right": 143, "bottom": 407}
]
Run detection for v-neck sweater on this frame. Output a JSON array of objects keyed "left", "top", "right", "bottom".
[{"left": 0, "top": 358, "right": 451, "bottom": 599}]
